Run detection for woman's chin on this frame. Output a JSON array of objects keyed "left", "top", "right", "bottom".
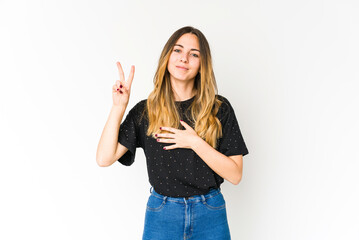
[{"left": 170, "top": 74, "right": 197, "bottom": 82}]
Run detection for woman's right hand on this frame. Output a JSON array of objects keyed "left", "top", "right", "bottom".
[{"left": 112, "top": 61, "right": 135, "bottom": 107}]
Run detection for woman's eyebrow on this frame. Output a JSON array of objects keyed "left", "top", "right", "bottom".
[{"left": 174, "top": 44, "right": 200, "bottom": 52}]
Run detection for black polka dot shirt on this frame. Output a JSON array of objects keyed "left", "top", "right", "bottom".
[{"left": 117, "top": 94, "right": 249, "bottom": 198}]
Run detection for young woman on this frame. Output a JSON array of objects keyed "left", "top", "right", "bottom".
[{"left": 96, "top": 26, "right": 249, "bottom": 240}]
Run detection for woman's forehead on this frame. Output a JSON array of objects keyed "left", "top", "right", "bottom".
[{"left": 175, "top": 33, "right": 200, "bottom": 49}]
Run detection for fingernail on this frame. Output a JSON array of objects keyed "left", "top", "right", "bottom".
[
  {"left": 163, "top": 147, "right": 166, "bottom": 150},
  {"left": 180, "top": 120, "right": 183, "bottom": 122},
  {"left": 160, "top": 127, "right": 162, "bottom": 130},
  {"left": 157, "top": 139, "right": 159, "bottom": 142},
  {"left": 116, "top": 88, "right": 119, "bottom": 91},
  {"left": 120, "top": 85, "right": 122, "bottom": 88},
  {"left": 155, "top": 134, "right": 157, "bottom": 137}
]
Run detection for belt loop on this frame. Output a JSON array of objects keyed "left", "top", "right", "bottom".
[
  {"left": 163, "top": 196, "right": 167, "bottom": 203},
  {"left": 150, "top": 186, "right": 153, "bottom": 193}
]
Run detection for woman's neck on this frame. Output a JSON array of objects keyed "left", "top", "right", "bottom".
[{"left": 173, "top": 89, "right": 197, "bottom": 102}]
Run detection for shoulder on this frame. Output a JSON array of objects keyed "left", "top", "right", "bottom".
[
  {"left": 128, "top": 99, "right": 147, "bottom": 113},
  {"left": 216, "top": 94, "right": 230, "bottom": 104},
  {"left": 215, "top": 94, "right": 237, "bottom": 123},
  {"left": 127, "top": 99, "right": 148, "bottom": 125},
  {"left": 134, "top": 99, "right": 147, "bottom": 110},
  {"left": 215, "top": 94, "right": 233, "bottom": 113}
]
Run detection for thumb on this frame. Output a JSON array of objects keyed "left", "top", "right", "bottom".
[{"left": 180, "top": 120, "right": 188, "bottom": 129}]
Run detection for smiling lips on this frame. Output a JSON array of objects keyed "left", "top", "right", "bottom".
[{"left": 176, "top": 66, "right": 188, "bottom": 70}]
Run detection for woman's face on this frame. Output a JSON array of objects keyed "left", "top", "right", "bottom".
[{"left": 167, "top": 33, "right": 201, "bottom": 83}]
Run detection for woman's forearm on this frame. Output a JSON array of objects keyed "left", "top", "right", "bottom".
[
  {"left": 96, "top": 105, "right": 127, "bottom": 166},
  {"left": 191, "top": 137, "right": 242, "bottom": 185}
]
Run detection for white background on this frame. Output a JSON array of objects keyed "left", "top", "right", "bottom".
[{"left": 1, "top": 0, "right": 358, "bottom": 239}]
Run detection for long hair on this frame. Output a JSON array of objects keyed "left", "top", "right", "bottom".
[{"left": 145, "top": 26, "right": 224, "bottom": 148}]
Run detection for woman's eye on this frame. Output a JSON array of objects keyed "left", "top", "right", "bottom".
[{"left": 173, "top": 49, "right": 199, "bottom": 58}]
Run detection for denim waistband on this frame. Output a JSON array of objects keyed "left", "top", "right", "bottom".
[{"left": 149, "top": 186, "right": 221, "bottom": 203}]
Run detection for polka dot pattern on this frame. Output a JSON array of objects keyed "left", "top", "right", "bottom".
[{"left": 117, "top": 94, "right": 249, "bottom": 198}]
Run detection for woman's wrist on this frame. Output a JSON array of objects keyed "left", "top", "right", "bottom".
[
  {"left": 111, "top": 104, "right": 127, "bottom": 112},
  {"left": 191, "top": 135, "right": 204, "bottom": 151}
]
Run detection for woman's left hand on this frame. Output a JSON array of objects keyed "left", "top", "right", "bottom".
[{"left": 156, "top": 120, "right": 201, "bottom": 150}]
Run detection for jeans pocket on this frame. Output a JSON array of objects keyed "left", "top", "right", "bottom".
[
  {"left": 203, "top": 192, "right": 226, "bottom": 210},
  {"left": 146, "top": 195, "right": 166, "bottom": 212}
]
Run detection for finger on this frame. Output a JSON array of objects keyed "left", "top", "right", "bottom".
[
  {"left": 159, "top": 133, "right": 175, "bottom": 139},
  {"left": 119, "top": 81, "right": 129, "bottom": 94},
  {"left": 163, "top": 144, "right": 177, "bottom": 150},
  {"left": 127, "top": 65, "right": 135, "bottom": 89},
  {"left": 179, "top": 120, "right": 188, "bottom": 128},
  {"left": 160, "top": 126, "right": 177, "bottom": 133},
  {"left": 116, "top": 62, "right": 125, "bottom": 81},
  {"left": 157, "top": 137, "right": 175, "bottom": 143},
  {"left": 180, "top": 120, "right": 194, "bottom": 130},
  {"left": 116, "top": 80, "right": 125, "bottom": 89},
  {"left": 112, "top": 84, "right": 119, "bottom": 92},
  {"left": 113, "top": 82, "right": 125, "bottom": 93}
]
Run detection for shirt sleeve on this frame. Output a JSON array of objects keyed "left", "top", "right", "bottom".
[
  {"left": 117, "top": 107, "right": 140, "bottom": 166},
  {"left": 217, "top": 97, "right": 249, "bottom": 157}
]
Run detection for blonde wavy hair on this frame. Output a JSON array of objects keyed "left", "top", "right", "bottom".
[{"left": 144, "top": 26, "right": 224, "bottom": 148}]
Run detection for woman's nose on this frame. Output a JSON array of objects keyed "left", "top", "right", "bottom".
[{"left": 180, "top": 54, "right": 188, "bottom": 63}]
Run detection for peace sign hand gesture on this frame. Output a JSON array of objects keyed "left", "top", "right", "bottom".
[{"left": 112, "top": 61, "right": 135, "bottom": 107}]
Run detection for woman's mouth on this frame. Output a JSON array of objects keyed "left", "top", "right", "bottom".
[{"left": 176, "top": 66, "right": 188, "bottom": 70}]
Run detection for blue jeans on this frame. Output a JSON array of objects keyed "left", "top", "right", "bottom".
[{"left": 142, "top": 186, "right": 231, "bottom": 240}]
